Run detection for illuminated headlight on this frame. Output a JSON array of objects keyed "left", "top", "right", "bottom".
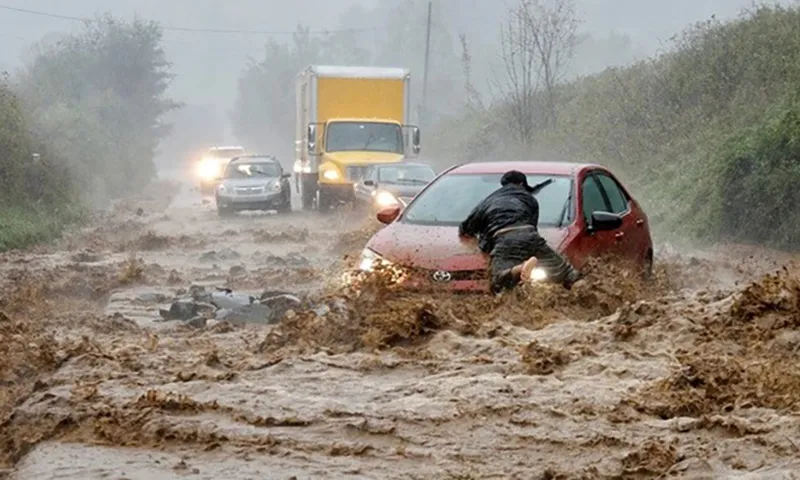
[
  {"left": 358, "top": 248, "right": 389, "bottom": 272},
  {"left": 198, "top": 158, "right": 220, "bottom": 180},
  {"left": 270, "top": 181, "right": 281, "bottom": 191},
  {"left": 529, "top": 267, "right": 548, "bottom": 282},
  {"left": 217, "top": 183, "right": 227, "bottom": 193},
  {"left": 323, "top": 169, "right": 339, "bottom": 180},
  {"left": 374, "top": 191, "right": 399, "bottom": 207}
]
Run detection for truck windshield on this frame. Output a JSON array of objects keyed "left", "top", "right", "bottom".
[{"left": 326, "top": 122, "right": 403, "bottom": 154}]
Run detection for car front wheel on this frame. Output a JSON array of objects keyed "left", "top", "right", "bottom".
[{"left": 217, "top": 205, "right": 234, "bottom": 217}]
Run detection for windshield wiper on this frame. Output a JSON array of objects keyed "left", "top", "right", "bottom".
[
  {"left": 529, "top": 178, "right": 554, "bottom": 195},
  {"left": 395, "top": 178, "right": 428, "bottom": 184},
  {"left": 556, "top": 189, "right": 572, "bottom": 228}
]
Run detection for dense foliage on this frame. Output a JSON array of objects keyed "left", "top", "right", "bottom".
[
  {"left": 0, "top": 16, "right": 178, "bottom": 250},
  {"left": 431, "top": 4, "right": 800, "bottom": 249},
  {"left": 16, "top": 15, "right": 179, "bottom": 203}
]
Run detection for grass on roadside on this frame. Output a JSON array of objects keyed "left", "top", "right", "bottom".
[{"left": 0, "top": 204, "right": 85, "bottom": 252}]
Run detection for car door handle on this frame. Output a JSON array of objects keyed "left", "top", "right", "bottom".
[
  {"left": 636, "top": 219, "right": 644, "bottom": 226},
  {"left": 615, "top": 231, "right": 625, "bottom": 239}
]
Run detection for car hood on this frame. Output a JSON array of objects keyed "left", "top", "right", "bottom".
[
  {"left": 367, "top": 223, "right": 569, "bottom": 271},
  {"left": 377, "top": 184, "right": 426, "bottom": 198},
  {"left": 324, "top": 151, "right": 404, "bottom": 165},
  {"left": 221, "top": 177, "right": 279, "bottom": 188}
]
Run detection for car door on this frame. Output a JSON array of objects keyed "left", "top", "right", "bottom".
[
  {"left": 571, "top": 171, "right": 617, "bottom": 265},
  {"left": 593, "top": 171, "right": 649, "bottom": 265},
  {"left": 354, "top": 167, "right": 375, "bottom": 203}
]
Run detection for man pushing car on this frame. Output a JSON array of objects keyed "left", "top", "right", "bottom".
[{"left": 458, "top": 170, "right": 583, "bottom": 294}]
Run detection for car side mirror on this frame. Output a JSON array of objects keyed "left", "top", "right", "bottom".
[
  {"left": 363, "top": 179, "right": 375, "bottom": 187},
  {"left": 376, "top": 205, "right": 401, "bottom": 224},
  {"left": 412, "top": 126, "right": 421, "bottom": 155},
  {"left": 281, "top": 173, "right": 291, "bottom": 179},
  {"left": 588, "top": 211, "right": 623, "bottom": 232},
  {"left": 307, "top": 124, "right": 318, "bottom": 155}
]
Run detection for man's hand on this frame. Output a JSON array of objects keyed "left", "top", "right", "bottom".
[{"left": 459, "top": 233, "right": 475, "bottom": 245}]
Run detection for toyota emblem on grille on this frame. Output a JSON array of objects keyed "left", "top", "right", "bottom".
[{"left": 431, "top": 270, "right": 452, "bottom": 283}]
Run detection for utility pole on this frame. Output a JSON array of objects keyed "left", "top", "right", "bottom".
[{"left": 421, "top": 1, "right": 432, "bottom": 129}]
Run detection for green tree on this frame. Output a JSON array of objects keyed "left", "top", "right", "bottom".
[{"left": 17, "top": 15, "right": 180, "bottom": 202}]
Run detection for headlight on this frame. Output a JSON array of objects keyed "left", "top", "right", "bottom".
[
  {"left": 217, "top": 183, "right": 227, "bottom": 193},
  {"left": 358, "top": 248, "right": 381, "bottom": 272},
  {"left": 270, "top": 181, "right": 281, "bottom": 191},
  {"left": 198, "top": 158, "right": 220, "bottom": 180},
  {"left": 374, "top": 191, "right": 399, "bottom": 207},
  {"left": 529, "top": 267, "right": 548, "bottom": 282},
  {"left": 323, "top": 169, "right": 339, "bottom": 180},
  {"left": 358, "top": 248, "right": 394, "bottom": 272}
]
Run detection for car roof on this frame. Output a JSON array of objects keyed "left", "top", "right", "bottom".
[
  {"left": 230, "top": 155, "right": 277, "bottom": 163},
  {"left": 448, "top": 161, "right": 600, "bottom": 176}
]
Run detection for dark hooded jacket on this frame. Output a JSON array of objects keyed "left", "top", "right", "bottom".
[{"left": 458, "top": 184, "right": 540, "bottom": 254}]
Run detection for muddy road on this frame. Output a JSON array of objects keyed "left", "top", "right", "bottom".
[{"left": 2, "top": 178, "right": 800, "bottom": 479}]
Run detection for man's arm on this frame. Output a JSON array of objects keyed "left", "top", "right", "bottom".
[{"left": 459, "top": 199, "right": 487, "bottom": 239}]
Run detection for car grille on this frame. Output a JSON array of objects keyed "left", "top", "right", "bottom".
[
  {"left": 235, "top": 187, "right": 264, "bottom": 195},
  {"left": 406, "top": 267, "right": 486, "bottom": 283},
  {"left": 345, "top": 165, "right": 369, "bottom": 182}
]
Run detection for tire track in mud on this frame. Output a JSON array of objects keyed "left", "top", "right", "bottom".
[{"left": 3, "top": 182, "right": 800, "bottom": 478}]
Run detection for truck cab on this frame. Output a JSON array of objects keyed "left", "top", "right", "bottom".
[
  {"left": 305, "top": 118, "right": 420, "bottom": 208},
  {"left": 293, "top": 65, "right": 421, "bottom": 212}
]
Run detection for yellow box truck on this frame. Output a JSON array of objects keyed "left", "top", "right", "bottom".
[{"left": 293, "top": 65, "right": 421, "bottom": 211}]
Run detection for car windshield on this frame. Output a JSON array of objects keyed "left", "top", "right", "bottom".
[
  {"left": 326, "top": 122, "right": 403, "bottom": 154},
  {"left": 224, "top": 162, "right": 280, "bottom": 179},
  {"left": 378, "top": 165, "right": 435, "bottom": 184},
  {"left": 402, "top": 173, "right": 573, "bottom": 227}
]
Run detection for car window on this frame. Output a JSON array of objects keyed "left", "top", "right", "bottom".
[
  {"left": 594, "top": 173, "right": 628, "bottom": 214},
  {"left": 378, "top": 165, "right": 435, "bottom": 184},
  {"left": 224, "top": 162, "right": 280, "bottom": 179},
  {"left": 402, "top": 173, "right": 573, "bottom": 227},
  {"left": 363, "top": 167, "right": 375, "bottom": 182},
  {"left": 581, "top": 175, "right": 609, "bottom": 222}
]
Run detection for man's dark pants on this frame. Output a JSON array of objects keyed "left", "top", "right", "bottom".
[{"left": 489, "top": 229, "right": 578, "bottom": 293}]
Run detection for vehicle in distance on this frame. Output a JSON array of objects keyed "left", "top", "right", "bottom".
[
  {"left": 293, "top": 65, "right": 421, "bottom": 212},
  {"left": 354, "top": 162, "right": 436, "bottom": 212},
  {"left": 198, "top": 146, "right": 247, "bottom": 195},
  {"left": 357, "top": 161, "right": 653, "bottom": 292},
  {"left": 215, "top": 155, "right": 292, "bottom": 217}
]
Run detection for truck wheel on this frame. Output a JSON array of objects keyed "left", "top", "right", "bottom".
[
  {"left": 278, "top": 193, "right": 292, "bottom": 213},
  {"left": 300, "top": 176, "right": 315, "bottom": 210},
  {"left": 316, "top": 190, "right": 327, "bottom": 212}
]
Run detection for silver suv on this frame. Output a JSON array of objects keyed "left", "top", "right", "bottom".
[{"left": 215, "top": 155, "right": 292, "bottom": 216}]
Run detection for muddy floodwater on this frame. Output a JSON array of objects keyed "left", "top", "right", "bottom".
[{"left": 3, "top": 179, "right": 800, "bottom": 479}]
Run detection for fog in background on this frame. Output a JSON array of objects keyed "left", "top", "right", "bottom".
[{"left": 0, "top": 0, "right": 779, "bottom": 170}]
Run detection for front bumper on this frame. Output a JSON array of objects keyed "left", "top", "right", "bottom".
[
  {"left": 348, "top": 250, "right": 490, "bottom": 293},
  {"left": 319, "top": 182, "right": 356, "bottom": 202},
  {"left": 217, "top": 191, "right": 283, "bottom": 210}
]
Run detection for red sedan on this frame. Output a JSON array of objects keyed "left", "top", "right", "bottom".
[{"left": 356, "top": 161, "right": 653, "bottom": 292}]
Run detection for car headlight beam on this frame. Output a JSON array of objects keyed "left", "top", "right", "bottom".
[
  {"left": 529, "top": 267, "right": 548, "bottom": 282},
  {"left": 374, "top": 191, "right": 399, "bottom": 207},
  {"left": 198, "top": 158, "right": 221, "bottom": 180},
  {"left": 323, "top": 169, "right": 339, "bottom": 180},
  {"left": 358, "top": 248, "right": 382, "bottom": 272}
]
